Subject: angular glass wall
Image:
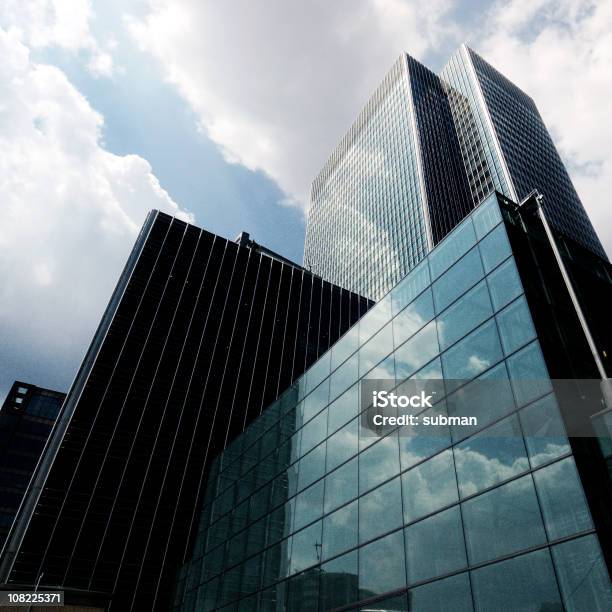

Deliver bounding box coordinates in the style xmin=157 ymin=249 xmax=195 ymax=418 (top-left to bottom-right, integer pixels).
xmin=177 ymin=194 xmax=612 ymax=611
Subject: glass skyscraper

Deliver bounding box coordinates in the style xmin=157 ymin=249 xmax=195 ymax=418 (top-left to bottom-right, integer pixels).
xmin=305 ymin=46 xmax=607 ymax=303
xmin=0 ymin=212 xmax=371 ymax=611
xmin=175 ymin=193 xmax=612 ymax=611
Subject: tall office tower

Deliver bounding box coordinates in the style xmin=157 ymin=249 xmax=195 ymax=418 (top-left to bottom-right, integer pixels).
xmin=0 ymin=211 xmax=371 ymax=611
xmin=0 ymin=382 xmax=65 ymax=548
xmin=304 ymin=55 xmax=473 ymax=301
xmin=441 ymin=44 xmax=607 ymax=260
xmin=176 ymin=192 xmax=612 ymax=612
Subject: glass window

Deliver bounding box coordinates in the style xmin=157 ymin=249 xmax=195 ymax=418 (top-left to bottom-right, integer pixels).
xmin=359 ymin=594 xmax=408 ymax=611
xmin=359 ymin=477 xmax=403 ymax=544
xmin=294 ymin=480 xmax=324 ymax=531
xmin=552 ymin=535 xmax=612 ymax=611
xmin=473 ymin=193 xmax=502 ymax=239
xmin=263 ymin=538 xmax=292 ymax=587
xmin=289 ymin=520 xmax=322 ymax=574
xmin=322 ymin=500 xmax=358 ymax=560
xmin=359 ymin=323 xmax=394 ymax=377
xmin=301 ymin=410 xmax=327 ymax=456
xmin=441 ymin=319 xmax=503 ymax=380
xmin=507 ymin=341 xmax=552 ymax=407
xmin=429 ymin=216 xmax=476 ymax=280
xmin=326 ymin=417 xmax=358 ymax=472
xmin=331 ymin=325 xmax=359 ymax=371
xmin=405 ymin=506 xmax=467 ymax=584
xmin=395 ymin=321 xmax=439 ymax=381
xmin=302 ymin=379 xmax=329 ymax=423
xmin=297 ymin=442 xmax=326 ymax=492
xmin=393 ymin=289 xmax=434 ymax=348
xmin=330 ymin=354 xmax=358 ymax=402
xmin=533 ymin=457 xmax=593 ymax=540
xmin=519 ymin=394 xmax=570 ymax=468
xmin=286 ymin=568 xmax=318 ymax=611
xmin=409 ymin=572 xmax=473 ymax=612
xmin=359 ymin=530 xmax=407 ymax=597
xmin=437 ymin=281 xmax=493 ymax=351
xmin=359 ymin=294 xmax=393 ymax=344
xmin=478 ymin=224 xmax=512 ymax=273
xmin=306 ymin=351 xmax=330 ymax=395
xmin=391 ymin=259 xmax=430 ymax=315
xmin=432 ymin=247 xmax=484 ymax=313
xmin=471 ymin=549 xmax=562 ymax=611
xmin=327 ymin=384 xmax=359 ymax=435
xmin=363 ymin=353 xmax=396 ymax=381
xmin=402 ymin=450 xmax=458 ymax=524
xmin=486 ymin=258 xmax=523 ymax=312
xmin=324 ymin=457 xmax=358 ymax=513
xmin=320 ymin=551 xmax=358 ymax=611
xmin=462 ymin=474 xmax=546 ymax=564
xmin=496 ymin=296 xmax=536 ymax=356
xmin=359 ymin=431 xmax=400 ymax=493
xmin=454 ymin=415 xmax=529 ymax=498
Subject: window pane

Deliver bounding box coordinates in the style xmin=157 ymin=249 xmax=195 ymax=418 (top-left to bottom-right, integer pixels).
xmin=326 ymin=417 xmax=358 ymax=472
xmin=297 ymin=442 xmax=326 ymax=492
xmin=395 ymin=321 xmax=440 ymax=381
xmin=306 ymin=351 xmax=331 ymax=394
xmin=486 ymin=258 xmax=523 ymax=312
xmin=359 ymin=530 xmax=406 ymax=597
xmin=302 ymin=379 xmax=329 ymax=422
xmin=471 ymin=549 xmax=562 ymax=611
xmin=328 ymin=384 xmax=359 ymax=434
xmin=429 ymin=216 xmax=476 ymax=280
xmin=324 ymin=457 xmax=358 ymax=513
xmin=359 ymin=477 xmax=403 ymax=544
xmin=437 ymin=281 xmax=493 ymax=351
xmin=552 ymin=534 xmax=612 ymax=612
xmin=432 ymin=247 xmax=484 ymax=313
xmin=360 ymin=594 xmax=408 ymax=611
xmin=473 ymin=193 xmax=502 ymax=239
xmin=300 ymin=410 xmax=327 ymax=455
xmin=478 ymin=223 xmax=512 ymax=273
xmin=402 ymin=450 xmax=458 ymax=524
xmin=405 ymin=506 xmax=466 ymax=584
xmin=286 ymin=568 xmax=318 ymax=611
xmin=393 ymin=289 xmax=434 ymax=348
xmin=496 ymin=296 xmax=536 ymax=356
xmin=289 ymin=520 xmax=322 ymax=574
xmin=330 ymin=353 xmax=359 ymax=401
xmin=533 ymin=457 xmax=593 ymax=540
xmin=359 ymin=323 xmax=394 ymax=376
xmin=519 ymin=394 xmax=570 ymax=468
xmin=359 ymin=294 xmax=393 ymax=344
xmin=294 ymin=480 xmax=324 ymax=530
xmin=359 ymin=431 xmax=400 ymax=493
xmin=320 ymin=551 xmax=358 ymax=610
xmin=363 ymin=353 xmax=396 ymax=382
xmin=391 ymin=258 xmax=430 ymax=316
xmin=332 ymin=325 xmax=359 ymax=371
xmin=462 ymin=475 xmax=546 ymax=564
xmin=441 ymin=319 xmax=503 ymax=380
xmin=454 ymin=415 xmax=529 ymax=498
xmin=322 ymin=500 xmax=357 ymax=560
xmin=409 ymin=572 xmax=473 ymax=612
xmin=507 ymin=341 xmax=552 ymax=407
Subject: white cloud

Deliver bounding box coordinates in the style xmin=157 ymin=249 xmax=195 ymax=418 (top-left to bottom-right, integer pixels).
xmin=128 ymin=0 xmax=459 ymax=207
xmin=0 ymin=25 xmax=191 ymax=395
xmin=476 ymin=0 xmax=612 ymax=256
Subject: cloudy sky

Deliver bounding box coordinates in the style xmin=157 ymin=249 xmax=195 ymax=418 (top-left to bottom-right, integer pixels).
xmin=0 ymin=0 xmax=610 ymax=401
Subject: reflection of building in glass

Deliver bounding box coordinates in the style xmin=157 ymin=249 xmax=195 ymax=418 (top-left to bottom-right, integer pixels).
xmin=305 ymin=46 xmax=607 ymax=303
xmin=0 ymin=382 xmax=65 ymax=548
xmin=0 ymin=212 xmax=371 ymax=611
xmin=176 ymin=193 xmax=612 ymax=611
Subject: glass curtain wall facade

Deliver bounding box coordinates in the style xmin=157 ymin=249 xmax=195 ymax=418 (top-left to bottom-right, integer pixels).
xmin=441 ymin=45 xmax=607 ymax=260
xmin=0 ymin=211 xmax=371 ymax=611
xmin=176 ymin=193 xmax=611 ymax=611
xmin=304 ymin=54 xmax=473 ymax=302
xmin=0 ymin=382 xmax=65 ymax=549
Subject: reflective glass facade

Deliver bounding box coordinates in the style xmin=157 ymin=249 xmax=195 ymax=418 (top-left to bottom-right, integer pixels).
xmin=304 ymin=55 xmax=473 ymax=301
xmin=441 ymin=45 xmax=607 ymax=261
xmin=0 ymin=382 xmax=65 ymax=549
xmin=176 ymin=194 xmax=612 ymax=611
xmin=0 ymin=212 xmax=371 ymax=611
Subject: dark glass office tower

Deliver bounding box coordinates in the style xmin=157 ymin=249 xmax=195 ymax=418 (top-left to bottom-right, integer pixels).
xmin=304 ymin=54 xmax=473 ymax=301
xmin=441 ymin=44 xmax=607 ymax=260
xmin=176 ymin=192 xmax=612 ymax=611
xmin=0 ymin=382 xmax=65 ymax=549
xmin=0 ymin=211 xmax=371 ymax=611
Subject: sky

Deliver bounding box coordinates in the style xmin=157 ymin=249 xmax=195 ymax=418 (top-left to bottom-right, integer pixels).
xmin=0 ymin=0 xmax=610 ymax=402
